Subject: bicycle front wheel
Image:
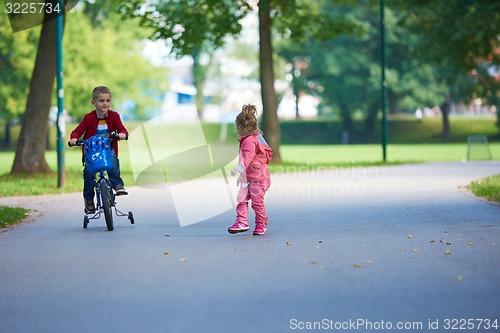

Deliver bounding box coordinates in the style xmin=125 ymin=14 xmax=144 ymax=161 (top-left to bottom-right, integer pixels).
xmin=100 ymin=179 xmax=114 ymax=231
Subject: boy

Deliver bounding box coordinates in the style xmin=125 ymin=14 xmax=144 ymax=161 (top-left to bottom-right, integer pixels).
xmin=69 ymin=86 xmax=129 ymax=214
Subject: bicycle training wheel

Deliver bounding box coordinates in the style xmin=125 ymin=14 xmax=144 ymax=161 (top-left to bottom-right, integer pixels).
xmin=100 ymin=180 xmax=114 ymax=231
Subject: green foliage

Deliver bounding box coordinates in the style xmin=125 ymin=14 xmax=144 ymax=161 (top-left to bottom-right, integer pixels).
xmin=278 ymin=117 xmax=500 ymax=144
xmin=275 ymin=0 xmax=499 ymax=136
xmin=0 ymin=10 xmax=39 ymax=119
xmin=469 ymin=174 xmax=500 ymax=203
xmin=393 ymin=0 xmax=500 ymax=106
xmin=60 ymin=9 xmax=168 ymax=120
xmin=121 ymin=0 xmax=250 ymax=57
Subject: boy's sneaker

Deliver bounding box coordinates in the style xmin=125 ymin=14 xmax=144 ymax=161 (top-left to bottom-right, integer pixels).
xmin=253 ymin=222 xmax=267 ymax=236
xmin=84 ymin=199 xmax=96 ymax=214
xmin=114 ymin=185 xmax=128 ymax=196
xmin=228 ymin=222 xmax=249 ymax=234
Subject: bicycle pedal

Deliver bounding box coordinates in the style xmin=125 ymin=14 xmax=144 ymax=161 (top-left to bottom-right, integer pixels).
xmin=115 ymin=191 xmax=128 ymax=196
xmin=84 ymin=208 xmax=96 ymax=214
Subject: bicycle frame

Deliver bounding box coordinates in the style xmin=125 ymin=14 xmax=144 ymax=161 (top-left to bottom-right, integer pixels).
xmin=69 ymin=134 xmax=134 ymax=231
xmin=94 ymin=170 xmax=114 ymax=211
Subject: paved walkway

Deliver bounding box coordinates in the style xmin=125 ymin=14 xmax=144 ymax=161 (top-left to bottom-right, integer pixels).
xmin=0 ymin=162 xmax=499 ymax=333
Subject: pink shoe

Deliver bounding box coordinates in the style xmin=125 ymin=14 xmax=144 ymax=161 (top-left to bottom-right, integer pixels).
xmin=228 ymin=222 xmax=249 ymax=234
xmin=253 ymin=222 xmax=267 ymax=236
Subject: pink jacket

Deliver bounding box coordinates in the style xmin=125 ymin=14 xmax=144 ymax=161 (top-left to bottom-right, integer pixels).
xmin=237 ymin=133 xmax=273 ymax=182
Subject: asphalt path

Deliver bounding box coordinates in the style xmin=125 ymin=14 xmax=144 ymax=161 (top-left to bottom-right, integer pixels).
xmin=0 ymin=161 xmax=499 ymax=333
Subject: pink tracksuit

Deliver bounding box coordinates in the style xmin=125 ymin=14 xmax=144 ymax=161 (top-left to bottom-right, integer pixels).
xmin=235 ymin=133 xmax=272 ymax=227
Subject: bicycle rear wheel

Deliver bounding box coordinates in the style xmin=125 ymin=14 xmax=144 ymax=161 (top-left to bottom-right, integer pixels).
xmin=100 ymin=179 xmax=114 ymax=231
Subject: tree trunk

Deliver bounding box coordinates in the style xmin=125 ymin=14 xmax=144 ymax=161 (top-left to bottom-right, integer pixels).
xmin=11 ymin=16 xmax=57 ymax=174
xmin=3 ymin=120 xmax=11 ymax=148
xmin=192 ymin=46 xmax=205 ymax=120
xmin=441 ymin=99 xmax=451 ymax=143
xmin=258 ymin=0 xmax=281 ymax=163
xmin=340 ymin=104 xmax=353 ymax=143
xmin=364 ymin=101 xmax=379 ymax=143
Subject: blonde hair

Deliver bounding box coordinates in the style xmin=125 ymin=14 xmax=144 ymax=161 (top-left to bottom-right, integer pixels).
xmin=235 ymin=104 xmax=259 ymax=135
xmin=92 ymin=86 xmax=112 ymax=101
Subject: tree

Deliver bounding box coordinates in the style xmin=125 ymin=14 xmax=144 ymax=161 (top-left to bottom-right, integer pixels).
xmin=257 ymin=0 xmax=280 ymax=158
xmin=0 ymin=11 xmax=38 ymax=147
xmin=60 ymin=9 xmax=167 ymax=121
xmin=7 ymin=0 xmax=168 ymax=175
xmin=11 ymin=11 xmax=58 ymax=174
xmin=277 ymin=0 xmax=495 ymax=143
xmin=122 ymin=0 xmax=368 ymax=162
xmin=392 ymin=0 xmax=500 ymax=137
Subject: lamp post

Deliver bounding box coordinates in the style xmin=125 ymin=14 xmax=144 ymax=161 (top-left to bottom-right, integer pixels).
xmin=380 ymin=0 xmax=388 ymax=162
xmin=56 ymin=0 xmax=65 ymax=187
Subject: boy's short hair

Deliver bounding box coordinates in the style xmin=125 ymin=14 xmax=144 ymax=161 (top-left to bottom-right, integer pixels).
xmin=92 ymin=86 xmax=112 ymax=100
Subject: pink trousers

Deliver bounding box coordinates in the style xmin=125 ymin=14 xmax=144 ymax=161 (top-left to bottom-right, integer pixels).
xmin=235 ymin=180 xmax=270 ymax=227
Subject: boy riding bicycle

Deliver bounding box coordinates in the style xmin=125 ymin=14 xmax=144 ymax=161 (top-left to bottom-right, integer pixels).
xmin=69 ymin=86 xmax=129 ymax=214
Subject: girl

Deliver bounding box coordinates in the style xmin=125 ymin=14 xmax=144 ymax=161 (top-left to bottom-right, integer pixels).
xmin=228 ymin=104 xmax=273 ymax=235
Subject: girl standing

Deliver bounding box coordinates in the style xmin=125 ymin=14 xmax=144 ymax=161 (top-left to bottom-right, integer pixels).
xmin=228 ymin=104 xmax=273 ymax=235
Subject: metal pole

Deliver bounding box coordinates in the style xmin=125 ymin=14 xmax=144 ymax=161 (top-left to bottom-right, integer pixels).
xmin=56 ymin=0 xmax=65 ymax=187
xmin=380 ymin=0 xmax=388 ymax=161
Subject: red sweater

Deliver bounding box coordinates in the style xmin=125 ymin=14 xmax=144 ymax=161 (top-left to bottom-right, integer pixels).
xmin=70 ymin=110 xmax=128 ymax=162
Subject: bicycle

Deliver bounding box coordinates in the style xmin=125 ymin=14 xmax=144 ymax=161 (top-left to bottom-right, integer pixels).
xmin=69 ymin=133 xmax=134 ymax=231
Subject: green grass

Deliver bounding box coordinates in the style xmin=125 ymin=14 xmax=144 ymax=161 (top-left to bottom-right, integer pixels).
xmin=1 ymin=142 xmax=498 ymax=197
xmin=0 ymin=206 xmax=30 ymax=228
xmin=469 ymin=175 xmax=500 ymax=203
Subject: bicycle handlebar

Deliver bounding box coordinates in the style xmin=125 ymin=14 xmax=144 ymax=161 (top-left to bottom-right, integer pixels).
xmin=68 ymin=132 xmax=121 ymax=148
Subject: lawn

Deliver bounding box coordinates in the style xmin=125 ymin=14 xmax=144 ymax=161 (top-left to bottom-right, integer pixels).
xmin=469 ymin=175 xmax=500 ymax=202
xmin=1 ymin=142 xmax=499 ymax=197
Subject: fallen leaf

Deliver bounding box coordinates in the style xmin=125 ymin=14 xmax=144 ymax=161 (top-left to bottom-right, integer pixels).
xmin=466 ymin=242 xmax=474 ymax=246
xmin=164 ymin=234 xmax=171 ymax=237
xmin=286 ymin=241 xmax=292 ymax=246
xmin=445 ymin=249 xmax=452 ymax=255
xmin=163 ymin=252 xmax=170 ymax=255
xmin=408 ymin=235 xmax=414 ymax=239
xmin=430 ymin=240 xmax=436 ymax=243
xmin=230 ymin=247 xmax=237 ymax=252
xmin=440 ymin=239 xmax=446 ymax=243
xmin=411 ymin=249 xmax=418 ymax=253
xmin=365 ymin=260 xmax=372 ymax=264
xmin=309 ymin=261 xmax=318 ymax=265
xmin=446 ymin=242 xmax=453 ymax=245
xmin=318 ymin=240 xmax=323 ymax=244
xmin=354 ymin=264 xmax=362 ymax=268
xmin=180 ymin=258 xmax=188 ymax=262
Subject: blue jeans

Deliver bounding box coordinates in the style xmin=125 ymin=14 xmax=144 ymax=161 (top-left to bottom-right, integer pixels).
xmin=83 ymin=153 xmax=124 ymax=201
